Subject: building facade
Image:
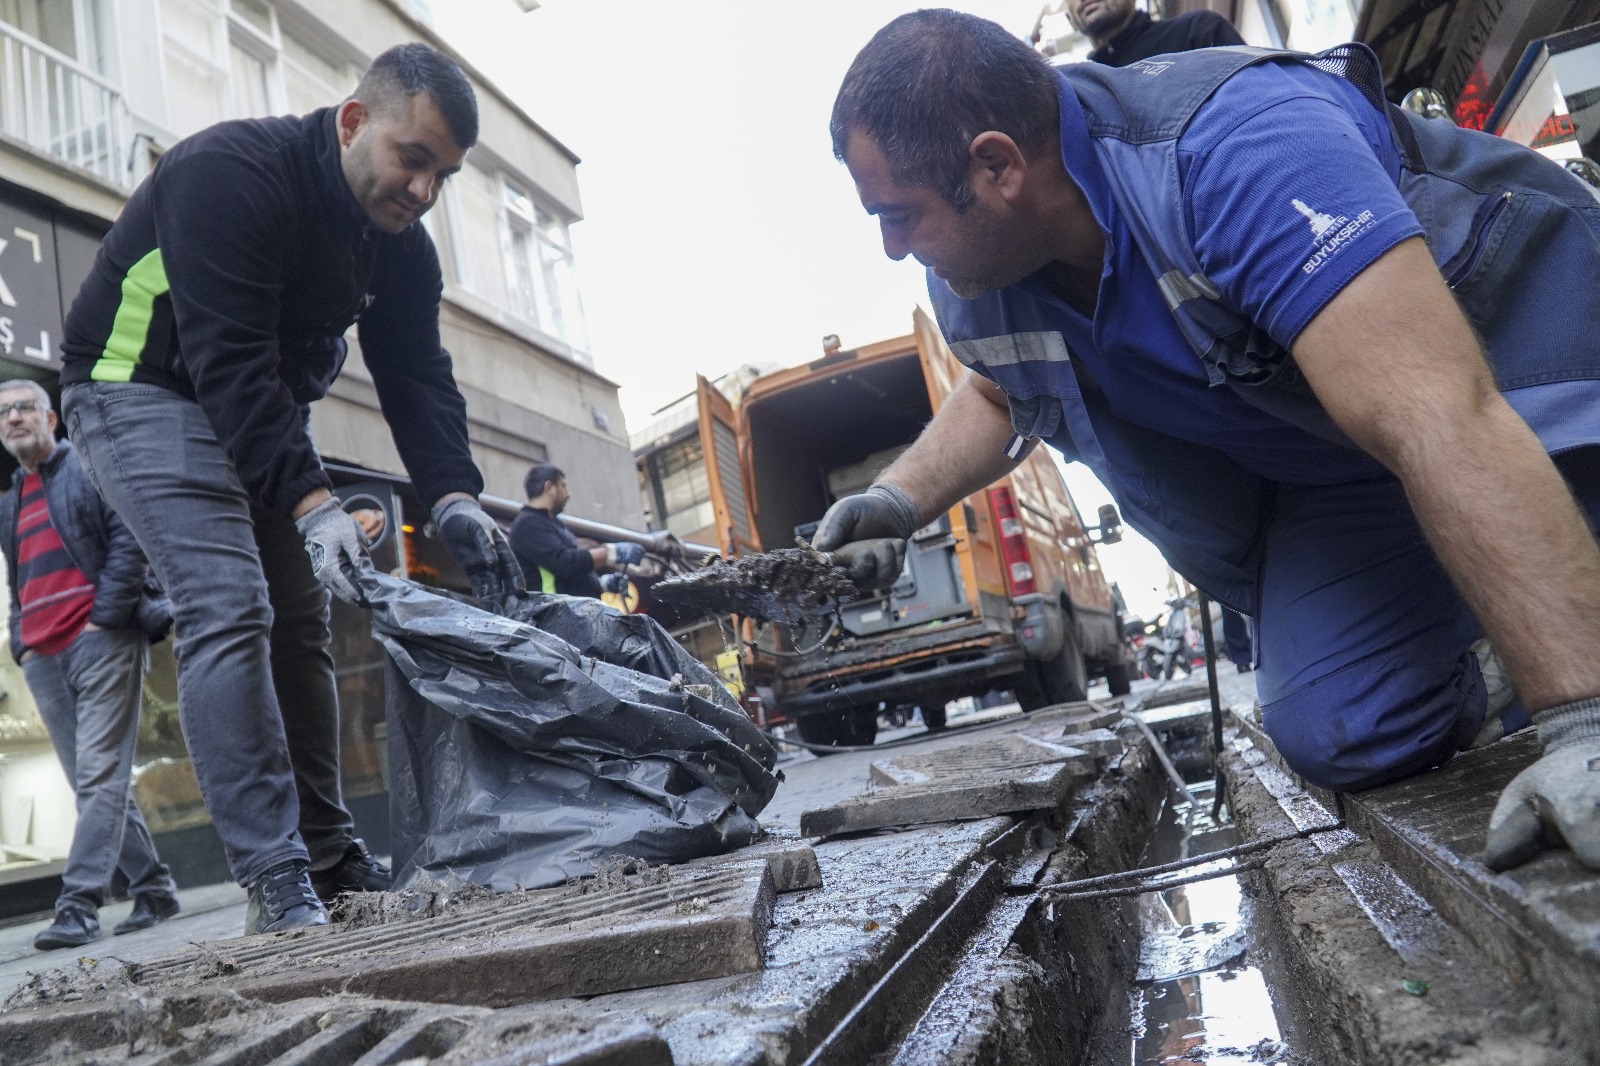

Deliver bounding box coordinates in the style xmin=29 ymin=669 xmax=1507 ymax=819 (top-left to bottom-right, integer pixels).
xmin=0 ymin=0 xmax=640 ymax=897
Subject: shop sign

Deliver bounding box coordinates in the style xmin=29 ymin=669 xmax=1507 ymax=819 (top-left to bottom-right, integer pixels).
xmin=0 ymin=192 xmax=102 ymax=374
xmin=0 ymin=197 xmax=61 ymax=369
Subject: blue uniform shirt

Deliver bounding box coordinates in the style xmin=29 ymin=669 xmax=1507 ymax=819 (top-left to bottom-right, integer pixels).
xmin=994 ymin=60 xmax=1424 ymax=486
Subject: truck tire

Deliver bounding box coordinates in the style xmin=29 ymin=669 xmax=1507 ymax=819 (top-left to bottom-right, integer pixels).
xmin=797 ymin=710 xmax=877 ymax=752
xmin=1104 ymin=661 xmax=1133 ymax=697
xmin=922 ymin=704 xmax=948 ymax=731
xmin=1036 ymin=623 xmax=1090 ymax=704
xmin=844 ymin=712 xmax=879 ymax=747
xmin=796 ymin=712 xmax=842 ymax=752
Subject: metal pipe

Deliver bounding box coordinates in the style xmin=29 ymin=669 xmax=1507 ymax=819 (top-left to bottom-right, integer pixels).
xmin=1196 ymin=589 xmax=1227 ymax=821
xmin=478 ymin=491 xmax=718 ymax=559
xmin=1125 ymin=712 xmax=1199 ymax=855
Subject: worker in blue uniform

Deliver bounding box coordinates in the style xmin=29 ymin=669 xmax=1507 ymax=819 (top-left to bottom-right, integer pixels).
xmin=815 ymin=10 xmax=1600 ymax=872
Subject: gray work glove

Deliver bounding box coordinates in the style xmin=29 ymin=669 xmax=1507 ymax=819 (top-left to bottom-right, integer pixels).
xmin=599 ymin=572 xmax=630 ymax=596
xmin=812 ymin=483 xmax=919 ymax=590
xmin=432 ymin=496 xmax=526 ymax=606
xmin=296 ymin=498 xmax=373 ymax=606
xmin=1484 ymin=696 xmax=1600 ymax=871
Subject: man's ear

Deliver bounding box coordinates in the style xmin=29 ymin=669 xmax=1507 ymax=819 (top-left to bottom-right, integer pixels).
xmin=336 ymin=100 xmax=368 ymax=148
xmin=969 ymin=131 xmax=1029 ymax=203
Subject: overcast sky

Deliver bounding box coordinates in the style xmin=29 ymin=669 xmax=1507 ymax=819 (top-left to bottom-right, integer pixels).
xmin=432 ymin=0 xmax=1182 ymax=619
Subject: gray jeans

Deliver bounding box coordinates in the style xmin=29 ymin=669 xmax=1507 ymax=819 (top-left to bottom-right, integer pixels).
xmin=62 ymin=382 xmax=355 ymax=886
xmin=24 ymin=627 xmax=175 ymax=912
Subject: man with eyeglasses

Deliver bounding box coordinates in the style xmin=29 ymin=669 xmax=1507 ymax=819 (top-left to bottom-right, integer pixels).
xmin=0 ymin=381 xmax=178 ymax=950
xmin=55 ymin=44 xmax=523 ymax=935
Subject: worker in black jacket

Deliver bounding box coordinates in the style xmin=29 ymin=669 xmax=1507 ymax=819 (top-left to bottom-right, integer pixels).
xmin=510 ymin=463 xmax=644 ymax=598
xmin=1065 ymin=0 xmax=1244 ymax=65
xmin=58 ymin=44 xmax=522 ymax=936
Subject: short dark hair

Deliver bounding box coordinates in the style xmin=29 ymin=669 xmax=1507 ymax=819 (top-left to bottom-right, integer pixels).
xmin=830 ymin=9 xmax=1059 ymax=211
xmin=354 ymin=43 xmax=479 ymax=149
xmin=525 ymin=462 xmax=564 ymax=500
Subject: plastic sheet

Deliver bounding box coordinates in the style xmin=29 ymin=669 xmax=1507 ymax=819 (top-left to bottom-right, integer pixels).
xmin=361 ymin=571 xmax=780 ymax=891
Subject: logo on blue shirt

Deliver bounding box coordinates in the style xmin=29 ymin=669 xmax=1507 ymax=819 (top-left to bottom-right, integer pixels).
xmin=1293 ymin=198 xmax=1376 ymax=275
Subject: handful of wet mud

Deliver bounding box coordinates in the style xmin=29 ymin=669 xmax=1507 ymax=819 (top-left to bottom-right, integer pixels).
xmin=651 ymin=541 xmax=862 ymax=624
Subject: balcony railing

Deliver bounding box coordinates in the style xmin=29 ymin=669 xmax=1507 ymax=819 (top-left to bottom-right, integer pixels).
xmin=0 ymin=20 xmax=134 ymax=190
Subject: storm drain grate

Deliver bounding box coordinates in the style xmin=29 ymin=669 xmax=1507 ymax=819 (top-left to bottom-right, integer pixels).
xmin=11 ymin=864 xmax=775 ymax=1014
xmin=0 ymin=994 xmax=672 ymax=1066
xmin=800 ymin=734 xmax=1098 ymax=838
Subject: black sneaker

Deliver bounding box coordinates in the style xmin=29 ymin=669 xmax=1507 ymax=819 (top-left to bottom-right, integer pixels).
xmin=245 ymin=860 xmax=329 ymax=935
xmin=34 ymin=905 xmax=101 ymax=951
xmin=310 ymin=839 xmax=391 ymax=903
xmin=114 ymin=891 xmax=181 ymax=935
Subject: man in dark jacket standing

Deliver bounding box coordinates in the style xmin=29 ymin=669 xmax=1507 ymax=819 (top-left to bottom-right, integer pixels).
xmin=511 ymin=463 xmax=644 ymax=598
xmin=0 ymin=380 xmax=178 ymax=950
xmin=1065 ymin=0 xmax=1243 ymax=64
xmin=57 ymin=44 xmax=522 ymax=935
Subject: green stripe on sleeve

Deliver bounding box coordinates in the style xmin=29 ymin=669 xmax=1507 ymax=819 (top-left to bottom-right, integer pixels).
xmin=91 ymin=249 xmax=169 ymax=383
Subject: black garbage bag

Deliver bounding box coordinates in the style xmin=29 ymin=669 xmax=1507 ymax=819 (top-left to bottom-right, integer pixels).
xmin=360 ymin=571 xmax=780 ymax=891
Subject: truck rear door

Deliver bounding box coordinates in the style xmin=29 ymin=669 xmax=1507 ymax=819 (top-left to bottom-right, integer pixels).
xmin=832 ymin=316 xmax=978 ymax=639
xmin=696 ymin=374 xmax=759 ymax=558
xmin=915 ymin=308 xmax=984 ymax=612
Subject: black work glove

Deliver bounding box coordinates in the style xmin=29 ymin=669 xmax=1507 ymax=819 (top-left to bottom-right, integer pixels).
xmin=812 ymin=483 xmax=920 ymax=591
xmin=296 ymin=498 xmax=373 ymax=606
xmin=1484 ymin=696 xmax=1600 ymax=871
xmin=432 ymin=497 xmax=526 ymax=606
xmin=599 ymin=572 xmax=630 ymax=596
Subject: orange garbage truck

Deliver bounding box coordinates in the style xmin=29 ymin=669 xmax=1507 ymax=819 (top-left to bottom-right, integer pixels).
xmin=692 ymin=309 xmax=1133 ymax=748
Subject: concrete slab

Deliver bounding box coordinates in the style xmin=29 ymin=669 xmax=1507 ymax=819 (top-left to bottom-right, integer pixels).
xmin=802 ymin=742 xmax=1089 ymax=839
xmin=1223 ymin=725 xmax=1569 ymax=1064
xmin=1021 ymin=724 xmax=1123 ymax=758
xmin=1329 ymin=730 xmax=1600 ymax=1061
xmin=9 ymin=863 xmax=776 ymax=1011
xmin=679 ymin=831 xmax=821 ymax=893
xmin=866 ymin=734 xmax=1095 ymax=788
xmin=1020 ymin=702 xmax=1121 ymax=733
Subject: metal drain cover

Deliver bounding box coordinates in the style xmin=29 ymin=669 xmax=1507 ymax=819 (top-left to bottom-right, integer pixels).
xmin=18 ymin=864 xmax=775 ymax=1012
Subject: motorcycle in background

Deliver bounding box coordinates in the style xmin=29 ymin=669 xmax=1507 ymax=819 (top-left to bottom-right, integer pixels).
xmin=1127 ymin=597 xmax=1201 ymax=680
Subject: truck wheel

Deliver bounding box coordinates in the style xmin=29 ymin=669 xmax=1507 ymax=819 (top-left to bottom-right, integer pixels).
xmin=843 ymin=712 xmax=878 ymax=747
xmin=1012 ymin=665 xmax=1050 ymax=712
xmin=796 ymin=712 xmax=842 ymax=752
xmin=1104 ymin=662 xmax=1133 ymax=697
xmin=1037 ymin=624 xmax=1090 ymax=704
xmin=922 ymin=704 xmax=948 ymax=731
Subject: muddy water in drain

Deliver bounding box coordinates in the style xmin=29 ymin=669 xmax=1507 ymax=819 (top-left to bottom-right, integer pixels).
xmin=1129 ymin=792 xmax=1296 ymax=1065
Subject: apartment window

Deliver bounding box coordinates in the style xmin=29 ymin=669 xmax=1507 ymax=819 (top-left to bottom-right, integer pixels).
xmin=501 ymin=179 xmax=589 ymax=352
xmin=281 ymin=28 xmax=351 ymax=114
xmin=449 ymin=161 xmax=511 ymax=311
xmin=157 ymin=0 xmax=354 ymax=134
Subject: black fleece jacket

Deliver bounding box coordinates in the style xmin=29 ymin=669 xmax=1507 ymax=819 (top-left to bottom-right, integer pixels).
xmin=60 ymin=109 xmax=481 ymax=515
xmin=1088 ymin=10 xmax=1245 ymax=67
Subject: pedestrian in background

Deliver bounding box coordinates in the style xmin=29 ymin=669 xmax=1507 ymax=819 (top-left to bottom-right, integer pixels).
xmin=0 ymin=380 xmax=178 ymax=951
xmin=1064 ymin=0 xmax=1243 ymax=64
xmin=511 ymin=462 xmax=644 ymax=598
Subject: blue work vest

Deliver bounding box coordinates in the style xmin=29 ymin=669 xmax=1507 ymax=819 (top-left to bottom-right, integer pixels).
xmin=933 ymin=44 xmax=1600 ymax=613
